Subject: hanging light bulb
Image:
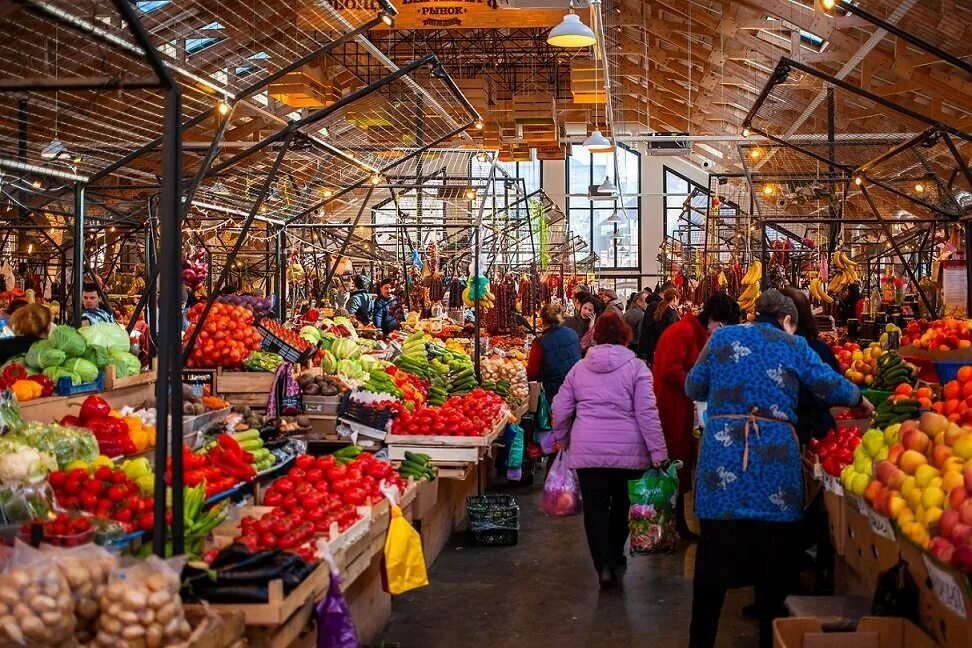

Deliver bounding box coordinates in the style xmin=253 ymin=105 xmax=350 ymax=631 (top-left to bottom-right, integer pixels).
xmin=605 ymin=208 xmax=623 ymax=223
xmin=464 ymin=187 xmax=478 ymax=201
xmin=322 ymin=188 xmax=334 ymax=198
xmin=370 ymin=172 xmax=383 ymax=185
xmin=547 ymin=2 xmax=596 ymax=48
xmin=583 ymin=129 xmax=612 ymax=152
xmin=379 ymin=10 xmax=395 ymax=26
xmin=914 ymin=182 xmax=925 ymax=194
xmin=749 ymin=148 xmax=762 ymax=160
xmin=762 ymin=184 xmax=775 ymax=196
xmin=854 ymin=176 xmax=863 ymax=186
xmin=598 ymin=175 xmax=618 ymax=194
xmin=476 ymin=151 xmax=490 ymax=163
xmin=473 ymin=119 xmax=484 ymax=130
xmin=31 ymin=179 xmax=41 ymax=189
xmin=742 ymin=127 xmax=751 ymax=138
xmin=821 ymin=0 xmax=836 ymax=11
xmin=217 ymin=100 xmax=230 ymax=116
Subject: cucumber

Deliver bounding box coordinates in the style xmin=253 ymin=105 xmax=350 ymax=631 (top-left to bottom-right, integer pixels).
xmin=231 ymin=429 xmax=261 ymax=443
xmin=404 ymin=451 xmax=428 ymax=465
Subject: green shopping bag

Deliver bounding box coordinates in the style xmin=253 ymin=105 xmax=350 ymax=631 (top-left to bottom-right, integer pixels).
xmin=536 ymin=389 xmax=552 ymax=432
xmin=628 ymin=460 xmax=683 ymax=555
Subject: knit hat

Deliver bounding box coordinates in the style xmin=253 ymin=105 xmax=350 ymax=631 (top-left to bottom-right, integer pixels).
xmin=599 ymin=288 xmax=618 ymax=300
xmin=755 ymin=289 xmax=799 ymax=325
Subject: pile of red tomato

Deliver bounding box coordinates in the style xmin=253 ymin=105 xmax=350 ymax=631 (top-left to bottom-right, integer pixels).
xmin=390 ymin=388 xmax=506 ymax=437
xmin=49 ymin=466 xmax=163 ymax=532
xmin=184 ymin=302 xmax=261 ymax=369
xmin=261 ymin=453 xmax=403 ymax=510
xmin=810 ymin=426 xmax=863 ymax=476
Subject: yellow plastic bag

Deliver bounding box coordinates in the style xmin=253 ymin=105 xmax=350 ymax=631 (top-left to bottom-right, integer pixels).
xmin=382 ymin=504 xmax=429 ymax=595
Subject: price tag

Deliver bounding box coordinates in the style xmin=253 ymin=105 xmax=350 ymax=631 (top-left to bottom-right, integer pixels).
xmin=821 ymin=472 xmax=844 ymax=496
xmin=922 ymin=554 xmax=968 ymax=619
xmin=867 ymin=509 xmax=895 ymax=539
xmin=813 ymin=463 xmax=823 ymax=479
xmin=847 ymin=494 xmax=867 ymax=515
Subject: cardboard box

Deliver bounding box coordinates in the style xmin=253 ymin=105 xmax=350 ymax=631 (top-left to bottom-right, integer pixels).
xmin=823 ymin=489 xmax=846 ymax=557
xmin=897 ymin=537 xmax=972 ymax=648
xmin=773 ymin=617 xmax=938 ymax=648
xmin=843 ymin=495 xmax=872 ymax=583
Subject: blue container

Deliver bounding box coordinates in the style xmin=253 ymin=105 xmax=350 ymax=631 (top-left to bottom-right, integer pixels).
xmin=54 ymin=371 xmax=105 ymax=396
xmin=934 ymin=361 xmax=972 ymax=384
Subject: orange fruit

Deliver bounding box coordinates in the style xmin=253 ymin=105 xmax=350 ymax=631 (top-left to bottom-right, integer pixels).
xmin=944 ymin=380 xmax=962 ymax=401
xmin=945 ymin=399 xmax=962 ymax=415
xmin=915 ymin=387 xmax=933 ymax=399
xmin=963 ymin=381 xmax=972 ymax=399
xmin=895 ymin=383 xmax=913 ymax=397
xmin=918 ymin=397 xmax=933 ymax=410
xmin=957 ymin=365 xmax=972 ymax=384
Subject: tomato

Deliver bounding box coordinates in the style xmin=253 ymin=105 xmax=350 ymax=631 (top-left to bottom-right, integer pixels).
xmin=343 ymin=487 xmax=366 ymax=506
xmin=330 ymin=479 xmax=350 ymax=494
xmin=275 ymin=477 xmax=295 ymax=493
xmin=295 ymin=454 xmax=315 ymax=470
xmin=263 ymin=491 xmax=283 ymax=506
xmin=305 ymin=468 xmax=324 ymax=483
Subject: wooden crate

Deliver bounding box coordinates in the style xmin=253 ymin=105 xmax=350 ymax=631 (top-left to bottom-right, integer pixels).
xmin=17 ymin=382 xmax=155 ymax=424
xmin=384 ymin=410 xmax=507 ymax=448
xmin=411 ymin=478 xmax=439 ymax=520
xmin=216 ymin=369 xmax=276 ymax=395
xmin=303 ymin=395 xmax=340 ymax=415
xmin=104 ymin=360 xmax=157 ymax=391
xmin=184 ymin=561 xmax=330 ymax=626
xmin=185 ymin=608 xmax=246 ymax=648
xmin=245 ymin=601 xmax=316 ymax=648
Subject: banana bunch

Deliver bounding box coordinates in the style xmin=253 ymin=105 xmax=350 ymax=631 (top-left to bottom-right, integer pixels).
xmin=738 ymin=260 xmax=762 ymax=312
xmin=286 ymin=261 xmax=305 ymax=284
xmin=462 ymin=276 xmax=495 ymax=309
xmin=809 ymin=278 xmax=834 ymax=304
xmin=828 ymin=251 xmax=859 ymax=295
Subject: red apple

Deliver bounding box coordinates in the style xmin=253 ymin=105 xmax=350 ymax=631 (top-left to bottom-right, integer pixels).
xmin=902 ymin=428 xmax=931 ymax=454
xmin=951 ymin=523 xmax=972 ymax=546
xmin=961 ymin=499 xmax=972 ymax=526
xmin=888 ymin=443 xmax=906 ymax=465
xmin=929 ymin=537 xmax=956 ymax=563
xmin=949 ymin=487 xmax=970 ymax=511
xmin=875 ymin=461 xmax=905 ymax=490
xmin=951 ymin=544 xmax=972 ymax=574
xmin=940 ymin=509 xmax=962 ymax=539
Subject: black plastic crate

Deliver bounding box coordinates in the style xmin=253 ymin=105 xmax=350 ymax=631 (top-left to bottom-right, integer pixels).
xmin=466 ymin=494 xmax=519 ymax=546
xmin=256 ymin=321 xmax=317 ymax=363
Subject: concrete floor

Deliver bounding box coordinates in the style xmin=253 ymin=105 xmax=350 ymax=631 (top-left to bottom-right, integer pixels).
xmin=380 ymin=479 xmax=759 ymax=648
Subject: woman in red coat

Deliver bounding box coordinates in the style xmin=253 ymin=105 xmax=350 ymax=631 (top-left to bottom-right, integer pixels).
xmin=652 ymin=293 xmax=740 ymax=540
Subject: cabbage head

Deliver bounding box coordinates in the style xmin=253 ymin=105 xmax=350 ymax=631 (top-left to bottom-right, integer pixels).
xmin=49 ymin=326 xmax=87 ymax=357
xmin=107 ymin=350 xmax=141 ymax=378
xmin=27 ymin=340 xmax=66 ymax=370
xmin=43 ymin=366 xmax=81 ymax=386
xmin=61 ymin=358 xmax=99 ymax=384
xmin=78 ymin=323 xmax=130 ymax=352
xmin=83 ymin=344 xmax=109 ymax=369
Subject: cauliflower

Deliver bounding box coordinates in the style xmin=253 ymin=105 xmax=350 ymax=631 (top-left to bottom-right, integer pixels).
xmin=0 ymin=439 xmax=57 ymax=485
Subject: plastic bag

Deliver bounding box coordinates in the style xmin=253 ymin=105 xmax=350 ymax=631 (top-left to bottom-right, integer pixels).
xmin=95 ymin=555 xmax=192 ymax=647
xmin=381 ymin=505 xmax=428 ymax=595
xmin=872 ymin=559 xmax=920 ymax=624
xmin=628 ymin=460 xmax=682 ymax=555
xmin=535 ymin=389 xmax=552 ymax=431
xmin=540 ymin=451 xmax=582 ymax=516
xmin=42 ymin=542 xmax=116 ymax=643
xmin=506 ymin=423 xmax=524 ymax=481
xmin=0 ymin=540 xmax=76 ymax=646
xmin=317 ymin=572 xmax=358 ymax=648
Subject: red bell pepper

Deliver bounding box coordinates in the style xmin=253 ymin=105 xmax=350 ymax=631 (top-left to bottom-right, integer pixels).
xmin=78 ymin=395 xmax=111 ymax=422
xmin=1 ymin=363 xmax=27 ymax=384
xmin=59 ymin=415 xmax=83 ymax=427
xmin=26 ymin=375 xmax=54 ymax=397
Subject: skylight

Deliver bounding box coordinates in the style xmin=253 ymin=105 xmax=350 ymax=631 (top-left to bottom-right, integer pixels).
xmin=186 ymin=37 xmax=221 ymax=54
xmin=136 ymin=1 xmax=170 ymax=13
xmin=248 ymin=51 xmax=271 ymax=60
xmin=201 ymin=21 xmax=224 ymax=30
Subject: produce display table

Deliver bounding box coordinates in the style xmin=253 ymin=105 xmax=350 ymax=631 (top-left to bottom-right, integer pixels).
xmin=385 ymin=409 xmax=508 ymax=464
xmin=16 ymin=379 xmax=156 ymax=423
xmin=216 ymin=369 xmax=275 ymax=408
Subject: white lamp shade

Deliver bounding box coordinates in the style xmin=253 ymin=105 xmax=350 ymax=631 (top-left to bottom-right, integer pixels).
xmin=547 ymin=13 xmax=596 ymax=48
xmin=583 ymin=129 xmax=612 ymax=151
xmin=41 ymin=140 xmax=67 ymax=160
xmin=605 ymin=208 xmax=624 ymax=223
xmin=598 ymin=175 xmax=617 ymax=194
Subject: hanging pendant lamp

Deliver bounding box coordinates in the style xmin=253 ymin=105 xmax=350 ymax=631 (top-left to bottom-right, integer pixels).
xmin=583 ymin=129 xmax=612 ymax=151
xmin=605 ymin=207 xmax=623 ymax=223
xmin=598 ymin=175 xmax=618 ymax=195
xmin=547 ymin=3 xmax=595 ymax=48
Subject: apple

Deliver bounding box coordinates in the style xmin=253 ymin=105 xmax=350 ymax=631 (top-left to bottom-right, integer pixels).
xmin=925 ymin=507 xmax=944 ymax=529
xmin=902 ymin=428 xmax=931 ymax=454
xmin=929 ymin=537 xmax=956 ymax=563
xmin=900 ymin=449 xmax=928 ymax=475
xmin=875 ymin=461 xmax=905 ymax=489
xmin=901 ymin=475 xmax=918 ymax=497
xmin=944 ymin=423 xmax=965 ymax=448
xmin=952 ymin=544 xmax=972 ymax=574
xmin=865 ymin=480 xmax=884 ymax=504
xmin=887 ymin=443 xmax=905 ymax=465
xmin=961 ymin=498 xmax=972 ymax=525
xmin=932 ymin=444 xmax=954 ymax=469
xmin=950 ymin=522 xmax=972 ymax=546
xmin=914 ymin=463 xmax=940 ymax=488
xmin=920 ymin=411 xmax=949 ymax=436
xmin=888 ymin=494 xmax=906 ymax=518
xmin=955 ymin=435 xmax=972 ymax=460
xmin=944 ymin=472 xmax=965 ymax=497
xmin=940 ymin=509 xmax=961 ymax=539
xmin=922 ymin=487 xmax=946 ymax=510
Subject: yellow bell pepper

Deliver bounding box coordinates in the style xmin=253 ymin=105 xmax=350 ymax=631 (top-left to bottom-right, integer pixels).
xmin=11 ymin=380 xmax=41 ymax=402
xmin=144 ymin=424 xmax=156 ymax=447
xmin=123 ymin=416 xmax=143 ymax=435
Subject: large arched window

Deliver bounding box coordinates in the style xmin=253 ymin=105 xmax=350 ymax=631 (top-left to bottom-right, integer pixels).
xmin=566 ymin=145 xmax=640 ymax=270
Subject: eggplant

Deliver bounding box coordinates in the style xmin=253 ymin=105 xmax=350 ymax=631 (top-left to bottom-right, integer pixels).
xmin=189 ymin=585 xmax=269 ymax=604
xmin=218 ymin=549 xmax=280 ymax=573
xmin=208 ymin=543 xmax=253 ymax=569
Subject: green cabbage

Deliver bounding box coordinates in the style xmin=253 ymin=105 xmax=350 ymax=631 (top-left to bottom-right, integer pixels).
xmin=43 ymin=366 xmax=81 ymax=386
xmin=107 ymin=350 xmax=141 ymax=378
xmin=49 ymin=326 xmax=86 ymax=357
xmin=78 ymin=322 xmax=130 ymax=352
xmin=83 ymin=344 xmax=110 ymax=369
xmin=61 ymin=358 xmax=99 ymax=383
xmin=27 ymin=341 xmax=66 ymax=370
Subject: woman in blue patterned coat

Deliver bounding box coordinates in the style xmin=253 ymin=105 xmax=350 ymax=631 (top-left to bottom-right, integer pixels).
xmin=684 ymin=289 xmax=872 ymax=648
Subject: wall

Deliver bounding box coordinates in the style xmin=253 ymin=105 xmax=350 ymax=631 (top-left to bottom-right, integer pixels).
xmin=541 ymin=147 xmax=709 ymax=287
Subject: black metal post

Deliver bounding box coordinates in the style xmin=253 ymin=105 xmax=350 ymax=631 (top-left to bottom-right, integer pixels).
xmin=473 ymin=222 xmax=481 ymax=382
xmin=72 ymin=184 xmax=85 ymax=327
xmin=275 ymin=229 xmax=286 ymax=320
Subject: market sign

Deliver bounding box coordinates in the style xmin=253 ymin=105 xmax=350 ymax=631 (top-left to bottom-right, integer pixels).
xmin=324 ymin=0 xmax=569 ymax=29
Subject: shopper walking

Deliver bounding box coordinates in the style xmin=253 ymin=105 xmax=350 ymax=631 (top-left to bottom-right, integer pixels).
xmin=577 ymin=298 xmax=603 ymax=356
xmin=562 ymin=291 xmax=592 ymax=338
xmin=622 ymin=291 xmax=647 ymax=352
xmin=551 ymin=313 xmax=668 ymax=589
xmin=347 ymin=274 xmax=374 ymax=326
xmin=638 ymin=287 xmax=679 ymax=365
xmin=598 ymin=288 xmax=625 ymax=317
xmin=526 ymin=303 xmax=581 ymax=403
xmin=652 ymin=293 xmax=740 ymax=541
xmin=684 ymin=289 xmax=872 ymax=648
xmin=372 ymin=279 xmax=400 ymax=336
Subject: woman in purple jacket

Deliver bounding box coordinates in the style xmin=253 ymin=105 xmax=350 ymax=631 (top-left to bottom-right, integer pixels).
xmin=552 ymin=312 xmax=669 ymax=588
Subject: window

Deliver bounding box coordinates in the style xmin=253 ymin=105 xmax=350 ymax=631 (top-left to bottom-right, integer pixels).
xmin=566 ymin=145 xmax=640 ymax=269
xmin=663 ymin=166 xmax=707 ymax=241
xmin=137 ymin=1 xmax=170 ymax=13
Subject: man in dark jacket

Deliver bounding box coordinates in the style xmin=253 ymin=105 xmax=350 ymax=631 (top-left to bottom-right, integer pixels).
xmin=347 ymin=274 xmax=373 ymax=325
xmin=372 ymin=279 xmax=400 ymax=336
xmin=637 ymin=289 xmax=663 ymax=360
xmin=623 ymin=291 xmax=647 ymax=351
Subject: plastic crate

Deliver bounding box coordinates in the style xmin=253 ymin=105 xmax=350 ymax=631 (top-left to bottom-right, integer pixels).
xmin=466 ymin=494 xmax=519 ymax=546
xmin=256 ymin=322 xmax=317 ymax=363
xmin=55 ymin=371 xmax=105 ymax=396
xmin=934 ymin=360 xmax=972 ymax=384
xmin=337 ymin=392 xmax=398 ymax=430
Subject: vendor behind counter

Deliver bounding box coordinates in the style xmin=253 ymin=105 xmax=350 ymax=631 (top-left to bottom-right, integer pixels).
xmin=0 ymin=303 xmax=52 ymax=364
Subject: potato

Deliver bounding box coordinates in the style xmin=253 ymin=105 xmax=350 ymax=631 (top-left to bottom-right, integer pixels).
xmin=122 ymin=624 xmax=147 ymax=639
xmin=30 ymin=594 xmax=57 ymax=613
xmin=155 ymin=602 xmax=178 ymax=625
xmin=0 ymin=615 xmax=24 ymax=644
xmin=117 ymin=609 xmax=139 ymax=625
xmin=147 ymin=590 xmax=169 ymax=610
xmin=145 ymin=624 xmax=164 ymax=648
xmin=123 ymin=589 xmax=148 ymax=610
xmin=20 ymin=614 xmax=46 ymax=638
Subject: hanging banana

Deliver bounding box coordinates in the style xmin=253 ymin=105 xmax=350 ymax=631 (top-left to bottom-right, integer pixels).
xmin=738 ymin=260 xmax=762 ymax=312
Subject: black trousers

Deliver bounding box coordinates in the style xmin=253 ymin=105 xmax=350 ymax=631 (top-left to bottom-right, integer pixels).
xmin=576 ymin=468 xmax=642 ymax=573
xmin=689 ymin=519 xmax=800 ymax=648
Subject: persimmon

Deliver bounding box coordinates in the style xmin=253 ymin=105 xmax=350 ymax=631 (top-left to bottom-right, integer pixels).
xmin=957 ymin=365 xmax=972 ymax=383
xmin=944 ymin=380 xmax=962 ymax=401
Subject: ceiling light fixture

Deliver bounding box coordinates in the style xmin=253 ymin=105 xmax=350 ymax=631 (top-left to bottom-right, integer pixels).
xmin=854 ymin=176 xmax=863 ymax=186
xmin=821 ymin=0 xmax=836 ymax=11
xmin=323 ymin=188 xmax=333 ymax=198
xmin=742 ymin=127 xmax=751 ymax=138
xmin=379 ymin=10 xmax=395 ymax=26
xmin=914 ymin=182 xmax=925 ymax=194
xmin=749 ymin=148 xmax=762 ymax=160
xmin=476 ymin=151 xmax=490 ymax=163
xmin=605 ymin=208 xmax=623 ymax=223
xmin=473 ymin=119 xmax=485 ymax=130
xmin=41 ymin=140 xmax=69 ymax=160
xmin=464 ymin=188 xmax=478 ymax=200
xmin=370 ymin=172 xmax=383 ymax=185
xmin=547 ymin=2 xmax=596 ymax=48
xmin=31 ymin=179 xmax=41 ymax=189
xmin=598 ymin=175 xmax=618 ymax=194
xmin=762 ymin=184 xmax=775 ymax=196
xmin=217 ymin=100 xmax=230 ymax=116
xmin=583 ymin=129 xmax=612 ymax=152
